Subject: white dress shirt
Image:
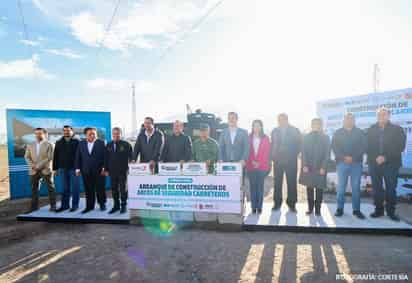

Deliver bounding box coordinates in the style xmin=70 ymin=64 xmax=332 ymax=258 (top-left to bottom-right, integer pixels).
xmin=35 ymin=140 xmax=45 ymax=156
xmin=145 ymin=130 xmax=154 ymax=143
xmin=253 ymin=135 xmax=261 ymax=155
xmin=229 ymin=127 xmax=237 ymax=144
xmin=87 ymin=141 xmax=95 ymax=154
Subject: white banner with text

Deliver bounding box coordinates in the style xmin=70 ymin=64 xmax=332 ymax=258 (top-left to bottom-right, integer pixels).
xmin=128 ymin=175 xmax=242 ymax=213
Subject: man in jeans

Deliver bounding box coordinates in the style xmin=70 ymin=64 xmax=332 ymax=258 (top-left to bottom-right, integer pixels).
xmin=53 ymin=125 xmax=80 ymax=212
xmin=332 ymin=113 xmax=366 ymax=219
xmin=24 ymin=128 xmax=56 ymax=212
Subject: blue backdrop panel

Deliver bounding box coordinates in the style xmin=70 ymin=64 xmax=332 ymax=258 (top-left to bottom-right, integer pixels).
xmin=6 ymin=109 xmax=111 ymax=199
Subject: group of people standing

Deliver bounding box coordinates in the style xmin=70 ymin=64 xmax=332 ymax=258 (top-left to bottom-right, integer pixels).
xmin=24 ymin=117 xmax=219 ymax=215
xmin=243 ymin=107 xmax=405 ymax=222
xmin=24 ymin=108 xmax=406 ymax=222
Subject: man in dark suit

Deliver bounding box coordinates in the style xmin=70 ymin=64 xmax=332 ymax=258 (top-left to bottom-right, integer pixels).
xmin=104 ymin=127 xmax=133 ymax=214
xmin=160 ymin=120 xmax=192 ymax=163
xmin=53 ymin=125 xmax=81 ymax=212
xmin=132 ymin=117 xmax=163 ymax=173
xmin=271 ymin=113 xmax=302 ymax=212
xmin=367 ymin=108 xmax=406 ymax=221
xmin=75 ymin=127 xmax=107 ymax=213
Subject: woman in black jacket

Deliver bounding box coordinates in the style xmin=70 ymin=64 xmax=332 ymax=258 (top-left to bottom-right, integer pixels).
xmin=299 ymin=118 xmax=330 ymax=216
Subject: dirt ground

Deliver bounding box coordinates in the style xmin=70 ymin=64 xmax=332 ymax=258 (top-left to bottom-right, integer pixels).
xmin=1 ymin=224 xmax=412 ymax=283
xmin=1 ymin=149 xmax=412 ymax=282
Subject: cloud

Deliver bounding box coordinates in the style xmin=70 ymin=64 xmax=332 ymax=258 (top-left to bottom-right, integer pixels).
xmin=0 ymin=55 xmax=55 ymax=79
xmin=32 ymin=0 xmax=49 ymax=15
xmin=44 ymin=48 xmax=84 ymax=59
xmin=37 ymin=0 xmax=223 ymax=52
xmin=20 ymin=39 xmax=41 ymax=46
xmin=86 ymin=78 xmax=153 ymax=93
xmin=69 ymin=12 xmax=104 ymax=48
xmin=68 ymin=11 xmax=156 ymax=52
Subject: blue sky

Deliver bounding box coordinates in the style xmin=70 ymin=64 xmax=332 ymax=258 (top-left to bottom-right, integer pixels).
xmin=2 ymin=0 xmax=412 ymax=138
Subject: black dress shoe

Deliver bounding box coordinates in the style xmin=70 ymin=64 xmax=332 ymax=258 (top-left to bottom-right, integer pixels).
xmin=81 ymin=208 xmax=93 ymax=214
xmin=315 ymin=210 xmax=321 ymax=216
xmin=109 ymin=207 xmax=120 ymax=214
xmin=257 ymin=209 xmax=262 ymax=214
xmin=49 ymin=207 xmax=57 ymax=212
xmin=70 ymin=207 xmax=78 ymax=212
xmin=335 ymin=209 xmax=344 ymax=217
xmin=353 ymin=210 xmax=365 ymax=219
xmin=272 ymin=205 xmax=281 ymax=211
xmin=289 ymin=206 xmax=297 ymax=213
xmin=306 ymin=210 xmax=313 ymax=215
xmin=388 ymin=214 xmax=400 ymax=222
xmin=24 ymin=208 xmax=37 ymax=214
xmin=100 ymin=205 xmax=106 ymax=211
xmin=370 ymin=211 xmax=384 ymax=218
xmin=120 ymin=206 xmax=127 ymax=214
xmin=56 ymin=207 xmax=69 ymax=213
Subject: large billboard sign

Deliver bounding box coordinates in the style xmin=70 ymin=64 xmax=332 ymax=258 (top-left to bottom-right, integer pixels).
xmin=6 ymin=109 xmax=111 ymax=199
xmin=317 ymin=88 xmax=412 ymax=196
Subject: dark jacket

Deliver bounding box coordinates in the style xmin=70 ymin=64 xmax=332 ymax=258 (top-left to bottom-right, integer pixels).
xmin=218 ymin=127 xmax=249 ymax=162
xmin=331 ymin=127 xmax=366 ymax=163
xmin=104 ymin=140 xmax=133 ymax=176
xmin=133 ymin=129 xmax=163 ymax=162
xmin=367 ymin=122 xmax=406 ymax=168
xmin=160 ymin=133 xmax=192 ymax=162
xmin=270 ymin=125 xmax=301 ymax=162
xmin=75 ymin=139 xmax=106 ymax=175
xmin=53 ymin=136 xmax=80 ymax=170
xmin=299 ymin=131 xmax=330 ymax=188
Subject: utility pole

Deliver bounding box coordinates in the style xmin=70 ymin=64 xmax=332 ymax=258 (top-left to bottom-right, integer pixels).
xmin=373 ymin=64 xmax=380 ymax=93
xmin=131 ymin=83 xmax=137 ymax=137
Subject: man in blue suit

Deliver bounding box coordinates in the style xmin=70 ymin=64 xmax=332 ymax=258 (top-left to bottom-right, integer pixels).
xmin=218 ymin=112 xmax=249 ymax=166
xmin=75 ymin=127 xmax=107 ymax=213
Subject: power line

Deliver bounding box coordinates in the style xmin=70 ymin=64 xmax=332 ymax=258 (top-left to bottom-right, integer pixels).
xmin=16 ymin=0 xmax=29 ymax=40
xmin=159 ymin=0 xmax=226 ymax=61
xmin=98 ymin=0 xmax=122 ymax=50
xmin=16 ymin=0 xmax=33 ymax=56
xmin=136 ymin=0 xmax=226 ymax=81
xmin=88 ymin=0 xmax=122 ymax=85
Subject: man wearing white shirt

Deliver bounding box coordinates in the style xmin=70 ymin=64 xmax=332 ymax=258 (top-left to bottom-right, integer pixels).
xmin=24 ymin=128 xmax=56 ymax=212
xmin=87 ymin=140 xmax=94 ymax=154
xmin=229 ymin=127 xmax=237 ymax=145
xmin=218 ymin=112 xmax=249 ymax=165
xmin=75 ymin=127 xmax=107 ymax=213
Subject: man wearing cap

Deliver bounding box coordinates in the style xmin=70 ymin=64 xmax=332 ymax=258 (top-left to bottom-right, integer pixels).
xmin=192 ymin=124 xmax=219 ymax=174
